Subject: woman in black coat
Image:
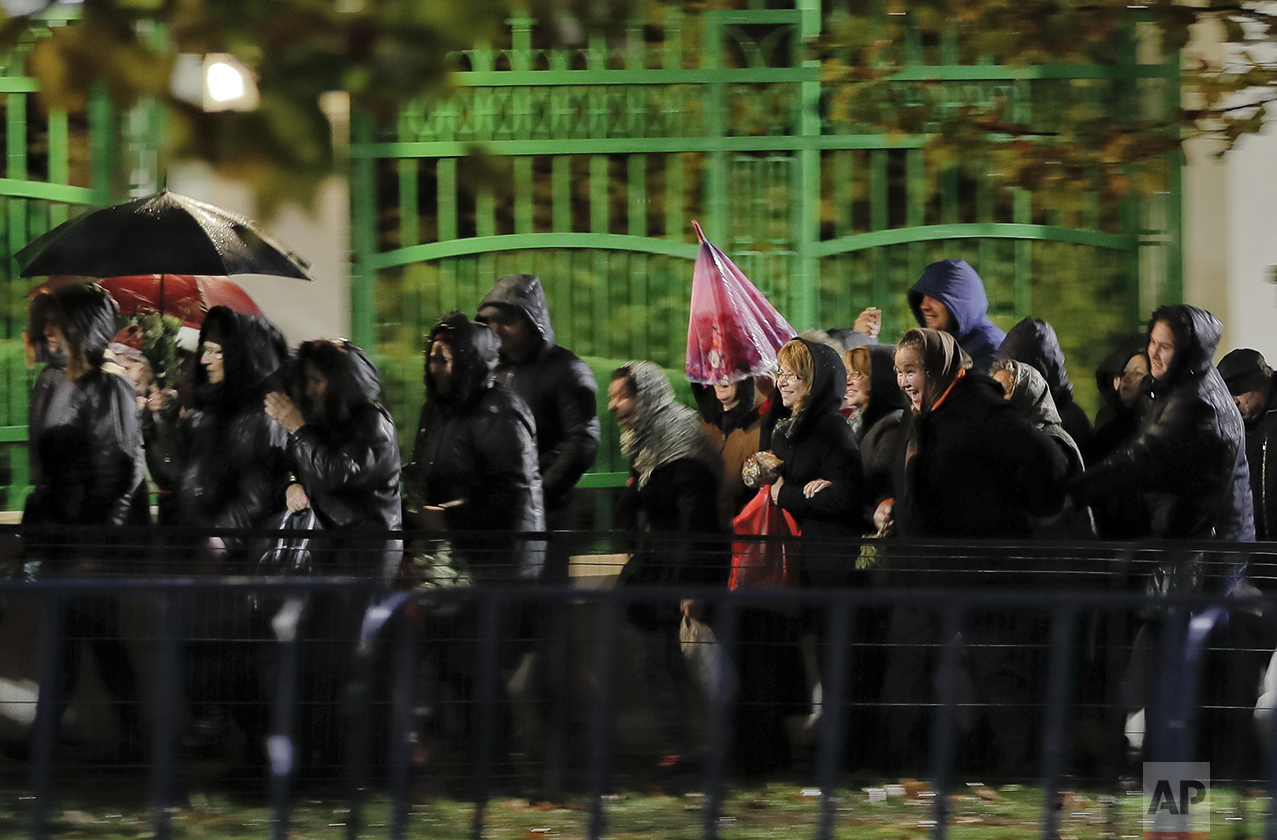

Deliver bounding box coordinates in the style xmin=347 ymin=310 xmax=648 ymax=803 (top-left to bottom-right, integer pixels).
xmin=878 ymin=328 xmax=1067 ymax=776
xmin=266 ymin=339 xmax=402 ymax=581
xmin=23 ymin=283 xmax=148 ymax=762
xmin=608 ymin=360 xmax=726 ymax=771
xmin=766 ymin=337 xmax=864 ymax=586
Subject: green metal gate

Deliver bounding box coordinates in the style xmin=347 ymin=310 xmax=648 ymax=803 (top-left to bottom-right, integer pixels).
xmin=0 ymin=10 xmax=162 ymax=511
xmin=350 ymin=1 xmax=1182 ymax=488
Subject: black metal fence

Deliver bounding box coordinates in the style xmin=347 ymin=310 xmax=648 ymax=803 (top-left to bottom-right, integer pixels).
xmin=0 ymin=526 xmax=1275 ymax=840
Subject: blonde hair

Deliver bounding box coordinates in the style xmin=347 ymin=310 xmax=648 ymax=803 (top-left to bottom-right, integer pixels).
xmin=777 ymin=340 xmax=815 ymax=413
xmin=844 ymin=346 xmax=872 ymax=379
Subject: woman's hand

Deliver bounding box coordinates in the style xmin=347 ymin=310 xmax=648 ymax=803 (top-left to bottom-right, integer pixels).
xmin=770 ymin=476 xmax=784 ymax=503
xmin=803 ymin=479 xmax=831 ymax=498
xmin=286 ymin=482 xmax=310 ymax=513
xmin=264 ymin=391 xmax=305 ymax=434
xmin=873 ymin=499 xmax=894 ymax=531
xmin=854 ymin=306 xmax=882 ymax=339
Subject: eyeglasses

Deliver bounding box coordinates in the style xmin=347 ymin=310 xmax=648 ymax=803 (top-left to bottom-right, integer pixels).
xmin=776 ymin=370 xmax=803 ymax=383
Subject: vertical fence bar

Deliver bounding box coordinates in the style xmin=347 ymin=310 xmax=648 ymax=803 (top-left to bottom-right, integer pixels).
xmin=927 ymin=605 xmax=965 ymax=840
xmin=701 ymin=599 xmax=739 ymax=840
xmin=270 ymin=597 xmax=306 ymax=840
xmin=471 ymin=596 xmax=504 ymax=840
xmin=29 ymin=593 xmax=67 ymax=840
xmin=1039 ymin=607 xmax=1079 ymax=840
xmin=586 ymin=597 xmax=621 ymax=840
xmin=815 ymin=601 xmax=854 ymax=840
xmin=148 ymin=593 xmax=187 ymax=840
xmin=388 ymin=609 xmax=420 ymax=840
xmin=398 ymin=158 xmax=419 ymax=249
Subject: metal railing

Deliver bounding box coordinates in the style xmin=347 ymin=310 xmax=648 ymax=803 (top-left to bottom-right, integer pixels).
xmin=0 ymin=527 xmax=1274 ymax=840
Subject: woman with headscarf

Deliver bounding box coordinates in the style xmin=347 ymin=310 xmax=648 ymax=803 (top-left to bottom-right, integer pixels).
xmin=23 ymin=283 xmax=148 ymax=762
xmin=608 ymin=361 xmax=726 ymax=773
xmin=877 ymin=328 xmax=1067 ymax=776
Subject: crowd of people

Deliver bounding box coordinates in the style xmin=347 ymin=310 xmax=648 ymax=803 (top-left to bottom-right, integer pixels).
xmin=15 ymin=255 xmax=1277 ymax=785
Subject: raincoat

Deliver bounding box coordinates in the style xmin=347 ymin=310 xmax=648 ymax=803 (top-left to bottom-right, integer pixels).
xmin=764 ymin=339 xmax=864 ymax=586
xmin=160 ymin=306 xmax=290 ymax=547
xmin=478 ymin=273 xmax=600 ymax=513
xmin=282 ymin=339 xmax=403 ymax=581
xmin=997 ymin=317 xmax=1094 ymax=456
xmin=23 ymin=284 xmax=148 ymax=544
xmin=1072 ymin=306 xmax=1255 ymax=544
xmin=407 ymin=312 xmax=545 ymax=580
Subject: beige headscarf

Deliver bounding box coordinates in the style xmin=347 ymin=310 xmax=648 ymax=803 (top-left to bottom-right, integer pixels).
xmin=897 ymin=328 xmax=972 ymax=415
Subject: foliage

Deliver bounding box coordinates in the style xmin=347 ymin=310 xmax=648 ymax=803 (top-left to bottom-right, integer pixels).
xmin=4 ymin=0 xmax=513 ymax=210
xmin=816 ymin=0 xmax=1277 ymax=205
xmin=118 ymin=310 xmax=184 ymax=391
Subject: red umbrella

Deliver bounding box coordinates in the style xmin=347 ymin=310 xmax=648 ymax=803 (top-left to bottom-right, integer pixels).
xmin=32 ymin=274 xmax=264 ymax=329
xmin=685 ymin=220 xmax=797 ymax=384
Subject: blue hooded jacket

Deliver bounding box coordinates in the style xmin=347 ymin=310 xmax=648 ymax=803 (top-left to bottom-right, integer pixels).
xmin=908 ymin=259 xmax=1006 ymax=373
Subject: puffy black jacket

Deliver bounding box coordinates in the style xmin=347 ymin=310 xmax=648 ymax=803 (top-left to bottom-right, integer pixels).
xmin=766 ymin=338 xmax=864 ymax=586
xmin=282 ymin=340 xmax=402 ymax=580
xmin=24 ymin=284 xmax=148 ymax=556
xmin=1072 ymin=306 xmax=1254 ymax=542
xmin=997 ymin=317 xmax=1094 ymax=457
xmin=478 ymin=273 xmax=600 ymax=512
xmin=168 ymin=307 xmax=290 ymax=542
xmin=407 ymin=313 xmax=545 ymax=580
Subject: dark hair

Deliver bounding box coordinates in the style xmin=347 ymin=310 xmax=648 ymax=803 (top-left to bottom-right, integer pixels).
xmin=610 ymin=367 xmax=636 ymax=395
xmin=296 ymin=339 xmax=362 ymax=425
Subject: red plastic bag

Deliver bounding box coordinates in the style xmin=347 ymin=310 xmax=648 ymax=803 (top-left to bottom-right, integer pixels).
xmin=686 ymin=220 xmax=797 ymax=384
xmin=729 ymin=487 xmax=801 ymax=591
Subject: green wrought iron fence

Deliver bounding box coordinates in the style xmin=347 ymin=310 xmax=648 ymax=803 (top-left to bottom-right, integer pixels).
xmin=351 ymin=0 xmax=1182 ymax=490
xmin=0 ymin=10 xmax=163 ymax=511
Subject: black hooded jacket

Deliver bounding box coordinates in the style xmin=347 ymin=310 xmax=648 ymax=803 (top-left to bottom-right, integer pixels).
xmin=766 ymin=339 xmax=864 ymax=585
xmin=857 ymin=343 xmax=907 ymax=507
xmin=478 ymin=273 xmax=600 ymax=512
xmin=997 ymin=317 xmax=1094 ymax=457
xmin=1072 ymin=306 xmax=1254 ymax=542
xmin=407 ymin=312 xmax=545 ymax=579
xmin=282 ymin=340 xmax=402 ymax=579
xmin=24 ymin=284 xmax=148 ymax=540
xmin=25 ymin=290 xmax=68 ymax=488
xmin=895 ymin=374 xmax=1068 ymax=541
xmin=165 ymin=306 xmax=290 ymax=539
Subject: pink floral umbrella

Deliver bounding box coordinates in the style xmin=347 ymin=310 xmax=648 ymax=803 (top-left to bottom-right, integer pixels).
xmin=685 ymin=220 xmax=797 ymax=384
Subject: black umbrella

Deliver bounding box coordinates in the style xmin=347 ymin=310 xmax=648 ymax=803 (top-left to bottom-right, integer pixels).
xmin=15 ymin=190 xmax=313 ymax=280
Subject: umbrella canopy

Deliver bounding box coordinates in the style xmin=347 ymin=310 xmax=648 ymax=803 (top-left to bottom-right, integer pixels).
xmin=685 ymin=220 xmax=797 ymax=384
xmin=32 ymin=274 xmax=264 ymax=329
xmin=15 ymin=190 xmax=312 ymax=280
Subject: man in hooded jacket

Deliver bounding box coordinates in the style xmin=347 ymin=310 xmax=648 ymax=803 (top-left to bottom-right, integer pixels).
xmin=1216 ymin=348 xmax=1277 ymax=541
xmin=907 ymin=259 xmax=1006 ymax=374
xmin=478 ymin=274 xmax=599 ymax=791
xmin=477 ymin=273 xmax=600 ymax=549
xmin=1071 ymin=305 xmax=1255 ymax=771
xmin=1071 ymin=305 xmax=1254 ymax=545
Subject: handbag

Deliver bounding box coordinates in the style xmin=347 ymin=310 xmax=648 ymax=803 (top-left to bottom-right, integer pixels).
xmin=728 ymin=487 xmax=801 ymax=591
xmin=249 ymin=508 xmax=321 ymax=612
